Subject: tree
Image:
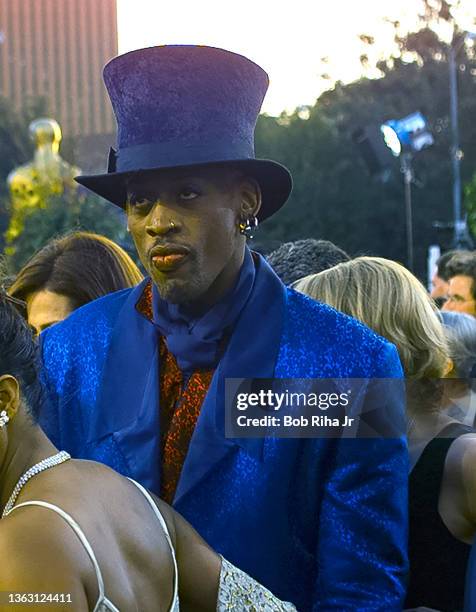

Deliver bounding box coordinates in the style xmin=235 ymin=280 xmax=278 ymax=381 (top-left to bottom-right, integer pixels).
xmin=5 ymin=191 xmax=129 ymax=272
xmin=254 ymin=16 xmax=476 ymax=279
xmin=465 ymin=173 xmax=476 ymax=237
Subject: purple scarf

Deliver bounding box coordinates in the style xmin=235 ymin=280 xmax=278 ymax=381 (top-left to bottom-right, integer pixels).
xmin=151 ymin=248 xmax=255 ymax=371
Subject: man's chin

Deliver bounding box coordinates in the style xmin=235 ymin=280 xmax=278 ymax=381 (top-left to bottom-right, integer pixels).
xmin=152 ymin=276 xmax=200 ymax=304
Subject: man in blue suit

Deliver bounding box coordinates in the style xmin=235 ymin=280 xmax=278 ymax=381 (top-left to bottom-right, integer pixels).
xmin=39 ymin=45 xmax=408 ymax=610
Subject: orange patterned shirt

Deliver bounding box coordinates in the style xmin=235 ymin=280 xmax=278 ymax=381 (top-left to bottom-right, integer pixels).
xmin=136 ymin=281 xmax=214 ymax=503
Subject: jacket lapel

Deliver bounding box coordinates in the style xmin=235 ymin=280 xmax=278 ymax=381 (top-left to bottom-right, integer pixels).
xmin=86 ymin=255 xmax=286 ymax=500
xmin=86 ymin=280 xmax=162 ymax=490
xmin=173 ymin=367 xmax=235 ymax=504
xmin=174 ymin=255 xmax=287 ymax=505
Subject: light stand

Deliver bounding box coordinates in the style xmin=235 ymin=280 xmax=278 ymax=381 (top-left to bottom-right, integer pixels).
xmin=448 ymin=32 xmax=476 ymax=249
xmin=381 ymin=112 xmax=434 ymax=272
xmin=401 ymin=152 xmax=414 ymax=272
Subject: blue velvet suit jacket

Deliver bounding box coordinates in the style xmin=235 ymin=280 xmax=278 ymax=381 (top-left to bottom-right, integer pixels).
xmin=39 ymin=283 xmax=408 ymax=611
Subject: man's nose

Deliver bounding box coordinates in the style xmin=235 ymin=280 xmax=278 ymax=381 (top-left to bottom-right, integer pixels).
xmin=145 ymin=203 xmax=178 ymax=237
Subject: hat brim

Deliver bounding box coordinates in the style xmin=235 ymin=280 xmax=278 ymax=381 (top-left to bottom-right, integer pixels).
xmin=75 ymin=159 xmax=292 ymax=222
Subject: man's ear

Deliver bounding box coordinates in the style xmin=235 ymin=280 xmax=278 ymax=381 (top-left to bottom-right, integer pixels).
xmin=0 ymin=375 xmax=20 ymax=420
xmin=239 ymin=177 xmax=262 ymax=219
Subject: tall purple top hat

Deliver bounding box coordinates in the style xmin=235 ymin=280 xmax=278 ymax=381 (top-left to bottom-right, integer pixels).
xmin=75 ymin=45 xmax=292 ymax=221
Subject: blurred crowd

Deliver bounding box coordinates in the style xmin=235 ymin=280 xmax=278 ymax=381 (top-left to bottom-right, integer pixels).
xmin=2 ymin=232 xmax=476 ymax=610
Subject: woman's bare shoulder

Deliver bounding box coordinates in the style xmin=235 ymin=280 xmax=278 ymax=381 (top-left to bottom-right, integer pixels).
xmin=0 ymin=508 xmax=88 ymax=600
xmin=445 ymin=431 xmax=476 ymax=472
xmin=456 ymin=434 xmax=476 ymax=500
xmin=443 ymin=432 xmax=476 ymax=541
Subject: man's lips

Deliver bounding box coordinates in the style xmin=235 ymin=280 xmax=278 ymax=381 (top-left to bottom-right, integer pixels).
xmin=149 ymin=245 xmax=190 ymax=271
xmin=152 ymin=253 xmax=187 ymax=269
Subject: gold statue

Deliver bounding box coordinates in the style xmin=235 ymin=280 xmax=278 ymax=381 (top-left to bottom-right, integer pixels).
xmin=6 ymin=118 xmax=81 ymax=245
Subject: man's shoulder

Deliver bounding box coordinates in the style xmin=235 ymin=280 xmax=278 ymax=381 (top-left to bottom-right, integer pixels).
xmin=40 ymin=287 xmax=138 ymax=379
xmin=285 ymin=287 xmax=383 ymax=344
xmin=42 ymin=287 xmax=134 ymax=345
xmin=282 ymin=288 xmax=401 ymax=377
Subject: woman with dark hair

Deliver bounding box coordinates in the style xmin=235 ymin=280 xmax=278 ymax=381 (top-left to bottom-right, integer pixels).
xmin=8 ymin=231 xmax=143 ymax=334
xmin=0 ymin=291 xmax=295 ymax=611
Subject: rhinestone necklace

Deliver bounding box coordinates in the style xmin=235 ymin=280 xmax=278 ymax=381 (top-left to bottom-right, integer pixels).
xmin=2 ymin=451 xmax=71 ymax=518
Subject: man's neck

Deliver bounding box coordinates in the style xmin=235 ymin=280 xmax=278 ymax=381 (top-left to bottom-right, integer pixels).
xmin=183 ymin=246 xmax=247 ymax=316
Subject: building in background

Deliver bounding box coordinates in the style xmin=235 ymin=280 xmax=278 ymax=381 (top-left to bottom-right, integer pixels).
xmin=0 ymin=0 xmax=118 ymax=171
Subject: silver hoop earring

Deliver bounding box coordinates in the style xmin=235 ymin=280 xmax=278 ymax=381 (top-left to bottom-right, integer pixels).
xmin=0 ymin=410 xmax=10 ymax=428
xmin=238 ymin=215 xmax=258 ymax=239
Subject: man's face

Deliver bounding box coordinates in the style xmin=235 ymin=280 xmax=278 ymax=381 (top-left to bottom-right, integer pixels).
xmin=442 ymin=275 xmax=476 ymax=316
xmin=126 ymin=165 xmax=253 ymax=305
xmin=430 ymin=273 xmax=449 ymax=300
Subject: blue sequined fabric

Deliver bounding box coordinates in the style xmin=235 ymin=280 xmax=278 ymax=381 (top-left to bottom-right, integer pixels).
xmin=40 ymin=285 xmax=408 ymax=611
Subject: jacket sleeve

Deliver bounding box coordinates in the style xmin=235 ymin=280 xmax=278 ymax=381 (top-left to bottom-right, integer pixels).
xmin=315 ymin=342 xmax=408 ymax=611
xmin=38 ymin=327 xmax=62 ymax=447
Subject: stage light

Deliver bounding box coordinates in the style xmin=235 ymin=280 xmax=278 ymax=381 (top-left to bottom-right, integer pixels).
xmin=380 ymin=124 xmax=401 ymax=157
xmin=381 ymin=112 xmax=434 ymax=156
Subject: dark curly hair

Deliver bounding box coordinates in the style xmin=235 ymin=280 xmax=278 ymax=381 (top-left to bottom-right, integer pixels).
xmin=445 ymin=251 xmax=476 ymax=300
xmin=266 ymin=239 xmax=350 ymax=285
xmin=436 ymin=249 xmax=469 ymax=282
xmin=0 ymin=291 xmax=42 ymax=421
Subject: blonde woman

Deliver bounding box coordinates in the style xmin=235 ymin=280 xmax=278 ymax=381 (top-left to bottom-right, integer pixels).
xmin=293 ymin=257 xmax=476 ymax=611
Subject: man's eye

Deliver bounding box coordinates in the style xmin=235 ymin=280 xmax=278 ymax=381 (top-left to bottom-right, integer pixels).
xmin=179 ymin=189 xmax=199 ymax=201
xmin=128 ymin=194 xmax=151 ymax=208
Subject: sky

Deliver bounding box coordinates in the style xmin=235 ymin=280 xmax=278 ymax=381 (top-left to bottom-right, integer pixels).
xmin=117 ymin=0 xmax=475 ymax=116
